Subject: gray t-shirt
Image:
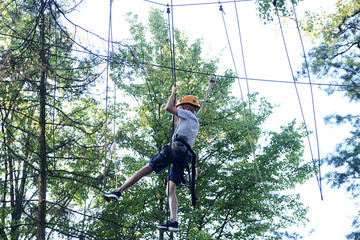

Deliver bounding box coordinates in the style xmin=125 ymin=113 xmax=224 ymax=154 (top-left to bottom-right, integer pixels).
xmin=172 ymin=108 xmax=199 ymax=147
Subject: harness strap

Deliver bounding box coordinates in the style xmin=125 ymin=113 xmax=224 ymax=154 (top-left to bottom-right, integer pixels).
xmin=173 ymin=138 xmax=197 ymax=207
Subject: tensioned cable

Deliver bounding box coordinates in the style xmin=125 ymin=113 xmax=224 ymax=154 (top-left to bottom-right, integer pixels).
xmin=290 ymin=0 xmax=323 ymax=200
xmin=0 ymin=25 xmax=351 ymax=91
xmin=144 ymin=0 xmax=253 ymax=7
xmin=8 ymin=2 xmax=356 ymax=95
xmin=107 ymin=0 xmax=119 ymax=190
xmin=273 ymin=1 xmax=323 ymax=200
xmin=169 ymin=3 xmax=177 ymax=87
xmin=19 ymin=6 xmax=357 ymax=93
xmin=52 ymin=0 xmax=58 ymax=174
xmin=232 ymin=0 xmax=264 ymax=188
xmin=107 ymin=55 xmax=358 ymax=89
xmin=219 ymin=2 xmax=259 ymax=179
xmin=220 ymin=1 xmax=273 ymax=213
xmin=23 ymin=0 xmax=360 ymax=95
xmin=232 ymin=0 xmax=259 ymax=175
xmin=103 ymin=0 xmax=113 ymax=188
xmin=166 ymin=0 xmax=177 ymax=222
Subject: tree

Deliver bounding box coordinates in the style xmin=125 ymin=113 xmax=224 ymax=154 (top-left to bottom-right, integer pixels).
xmin=0 ymin=1 xmax=315 ymax=239
xmin=87 ymin=8 xmax=314 ymax=239
xmin=300 ymin=0 xmax=360 ymax=239
xmin=0 ymin=0 xmax=109 ymax=239
xmin=256 ymin=0 xmax=301 ymax=22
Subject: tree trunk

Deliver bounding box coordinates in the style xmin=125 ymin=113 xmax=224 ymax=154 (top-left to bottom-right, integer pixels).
xmin=38 ymin=1 xmax=47 ymax=239
xmin=1 ymin=116 xmax=8 ymax=240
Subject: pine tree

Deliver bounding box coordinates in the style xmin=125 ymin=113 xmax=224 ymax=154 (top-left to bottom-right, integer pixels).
xmin=300 ymin=1 xmax=360 ymax=239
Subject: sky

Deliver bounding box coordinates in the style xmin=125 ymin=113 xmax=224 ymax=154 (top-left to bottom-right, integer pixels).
xmin=71 ymin=0 xmax=357 ymax=238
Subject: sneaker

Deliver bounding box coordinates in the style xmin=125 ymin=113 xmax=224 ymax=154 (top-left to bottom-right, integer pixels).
xmin=158 ymin=220 xmax=179 ymax=232
xmin=103 ymin=190 xmax=121 ymax=202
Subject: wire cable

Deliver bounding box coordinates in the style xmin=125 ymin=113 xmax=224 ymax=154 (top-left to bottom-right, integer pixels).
xmin=166 ymin=1 xmax=177 ymax=222
xmin=51 ymin=0 xmax=58 ymax=175
xmin=232 ymin=0 xmax=258 ymax=174
xmin=144 ymin=0 xmax=253 ymax=7
xmin=219 ymin=2 xmax=259 ymax=181
xmin=273 ymin=0 xmax=323 ymax=200
xmin=220 ymin=0 xmax=274 ymax=214
xmin=107 ymin=0 xmax=119 ymax=190
xmin=103 ymin=0 xmax=112 ymax=188
xmin=290 ymin=0 xmax=323 ymax=200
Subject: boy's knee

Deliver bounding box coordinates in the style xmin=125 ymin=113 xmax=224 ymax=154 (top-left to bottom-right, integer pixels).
xmin=166 ymin=189 xmax=175 ymax=197
xmin=166 ymin=185 xmax=176 ymax=197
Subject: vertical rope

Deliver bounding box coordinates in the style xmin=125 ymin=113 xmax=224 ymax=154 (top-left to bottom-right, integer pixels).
xmin=104 ymin=0 xmax=113 ymax=187
xmin=197 ymin=74 xmax=216 ymax=115
xmin=232 ymin=0 xmax=259 ymax=178
xmin=106 ymin=0 xmax=119 ymax=189
xmin=51 ymin=0 xmax=57 ymax=174
xmin=290 ymin=0 xmax=323 ymax=200
xmin=166 ymin=1 xmax=177 ymax=223
xmin=219 ymin=2 xmax=262 ymax=186
xmin=273 ymin=1 xmax=323 ymax=200
xmin=170 ymin=1 xmax=177 ymax=87
xmin=113 ymin=77 xmax=118 ymax=189
xmin=107 ymin=0 xmax=118 ymax=190
xmin=224 ymin=1 xmax=274 ymax=214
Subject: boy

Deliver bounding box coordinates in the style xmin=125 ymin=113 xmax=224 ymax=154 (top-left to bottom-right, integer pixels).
xmin=103 ymin=85 xmax=200 ymax=232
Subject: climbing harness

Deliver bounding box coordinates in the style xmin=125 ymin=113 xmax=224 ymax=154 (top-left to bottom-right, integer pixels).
xmin=165 ymin=0 xmax=204 ymax=209
xmin=174 ymin=138 xmax=197 ymax=207
xmin=162 ymin=139 xmax=197 ymax=207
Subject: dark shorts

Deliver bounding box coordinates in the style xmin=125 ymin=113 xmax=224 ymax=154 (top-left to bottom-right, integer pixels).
xmin=149 ymin=141 xmax=190 ymax=186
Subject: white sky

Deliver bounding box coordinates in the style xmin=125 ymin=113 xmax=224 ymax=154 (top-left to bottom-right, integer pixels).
xmin=71 ymin=0 xmax=357 ymax=238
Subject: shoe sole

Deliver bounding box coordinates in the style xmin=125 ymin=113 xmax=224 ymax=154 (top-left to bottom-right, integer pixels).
xmin=103 ymin=195 xmax=118 ymax=202
xmin=157 ymin=226 xmax=179 ymax=232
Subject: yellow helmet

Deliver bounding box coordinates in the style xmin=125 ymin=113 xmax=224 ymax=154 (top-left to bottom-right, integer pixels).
xmin=176 ymin=95 xmax=200 ymax=111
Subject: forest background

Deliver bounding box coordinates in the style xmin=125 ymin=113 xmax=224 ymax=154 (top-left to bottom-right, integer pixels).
xmin=0 ymin=0 xmax=359 ymax=239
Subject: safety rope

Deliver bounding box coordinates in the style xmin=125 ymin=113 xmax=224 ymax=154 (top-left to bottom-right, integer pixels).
xmin=104 ymin=0 xmax=116 ymax=189
xmin=197 ymin=74 xmax=216 ymax=115
xmin=273 ymin=0 xmax=323 ymax=200
xmin=166 ymin=1 xmax=177 ymax=221
xmin=52 ymin=1 xmax=58 ymax=174
xmin=232 ymin=0 xmax=258 ymax=174
xmin=291 ymin=0 xmax=322 ymax=199
xmin=219 ymin=2 xmax=275 ymax=215
xmin=107 ymin=0 xmax=119 ymax=190
xmin=219 ymin=2 xmax=260 ymax=184
xmin=144 ymin=0 xmax=253 ymax=7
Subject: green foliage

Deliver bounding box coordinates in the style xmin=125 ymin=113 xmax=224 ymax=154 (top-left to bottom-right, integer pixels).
xmin=256 ymin=0 xmax=300 ymax=22
xmin=0 ymin=0 xmax=110 ymax=239
xmin=187 ymin=227 xmax=212 ymax=240
xmin=92 ymin=8 xmax=313 ymax=240
xmin=0 ymin=1 xmax=313 ymax=239
xmin=300 ymin=0 xmax=360 ymax=101
xmin=299 ymin=1 xmax=360 ymax=239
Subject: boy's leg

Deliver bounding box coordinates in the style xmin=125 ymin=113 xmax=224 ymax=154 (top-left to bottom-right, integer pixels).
xmin=118 ymin=163 xmax=154 ymax=193
xmin=158 ymin=180 xmax=179 ymax=231
xmin=103 ymin=164 xmax=154 ymax=202
xmin=166 ymin=180 xmax=178 ymax=223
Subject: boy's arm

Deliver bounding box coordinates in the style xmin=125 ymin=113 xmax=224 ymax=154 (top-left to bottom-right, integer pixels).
xmin=174 ymin=115 xmax=179 ymax=126
xmin=165 ymin=85 xmax=178 ymax=116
